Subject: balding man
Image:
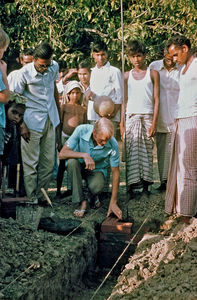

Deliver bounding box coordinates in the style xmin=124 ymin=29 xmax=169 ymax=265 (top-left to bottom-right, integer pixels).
xmin=59 ymin=118 xmax=122 ymax=219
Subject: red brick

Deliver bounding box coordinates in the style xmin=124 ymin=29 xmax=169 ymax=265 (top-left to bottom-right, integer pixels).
xmin=101 ymin=216 xmax=133 ymax=234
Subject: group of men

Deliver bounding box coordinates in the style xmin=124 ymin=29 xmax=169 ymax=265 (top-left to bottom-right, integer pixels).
xmin=1 ymin=27 xmax=196 ymax=223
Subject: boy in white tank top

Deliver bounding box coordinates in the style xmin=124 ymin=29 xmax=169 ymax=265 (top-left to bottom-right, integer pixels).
xmin=120 ymin=40 xmax=160 ymax=198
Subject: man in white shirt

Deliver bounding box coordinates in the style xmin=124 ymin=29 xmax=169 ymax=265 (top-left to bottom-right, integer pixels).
xmin=14 ymin=42 xmax=60 ymax=203
xmin=87 ymin=41 xmax=123 ymax=138
xmin=8 ymin=48 xmax=34 ymax=91
xmin=149 ymin=50 xmax=181 ymax=190
xmin=165 ymin=35 xmax=197 ymax=223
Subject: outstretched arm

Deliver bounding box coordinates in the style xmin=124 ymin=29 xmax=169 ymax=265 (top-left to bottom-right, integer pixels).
xmin=107 ymin=166 xmax=122 ymax=219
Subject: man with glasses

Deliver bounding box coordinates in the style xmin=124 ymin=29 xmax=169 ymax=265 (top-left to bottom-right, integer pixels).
xmin=14 ymin=42 xmax=60 ymax=204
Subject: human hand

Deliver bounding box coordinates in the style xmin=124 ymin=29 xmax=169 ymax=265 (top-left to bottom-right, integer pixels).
xmin=107 ymin=202 xmax=122 ymax=220
xmin=86 ymin=90 xmax=95 ymax=100
xmin=66 ymin=68 xmax=78 ymax=78
xmin=57 ymin=140 xmax=62 ymax=152
xmin=20 ymin=122 xmax=30 ymax=142
xmin=148 ymin=124 xmax=156 ymax=138
xmin=83 ymin=153 xmax=95 ymax=170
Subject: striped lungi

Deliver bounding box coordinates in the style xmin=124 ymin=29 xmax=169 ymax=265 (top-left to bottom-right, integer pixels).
xmin=156 ymin=132 xmax=172 ymax=183
xmin=125 ymin=114 xmax=154 ymax=186
xmin=165 ymin=116 xmax=197 ymax=217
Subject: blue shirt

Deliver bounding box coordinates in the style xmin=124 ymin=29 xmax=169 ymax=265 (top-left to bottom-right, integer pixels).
xmin=0 ymin=71 xmax=6 ymax=128
xmin=14 ymin=60 xmax=60 ymax=132
xmin=66 ymin=124 xmax=120 ymax=178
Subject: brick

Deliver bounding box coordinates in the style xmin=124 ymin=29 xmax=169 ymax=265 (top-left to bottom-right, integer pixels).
xmin=101 ymin=216 xmax=133 ymax=234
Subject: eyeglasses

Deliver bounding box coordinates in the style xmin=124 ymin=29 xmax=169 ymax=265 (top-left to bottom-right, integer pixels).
xmin=36 ymin=61 xmax=53 ymax=69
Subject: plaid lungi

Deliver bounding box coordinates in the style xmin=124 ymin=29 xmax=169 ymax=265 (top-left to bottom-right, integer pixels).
xmin=165 ymin=116 xmax=197 ymax=216
xmin=125 ymin=114 xmax=154 ymax=186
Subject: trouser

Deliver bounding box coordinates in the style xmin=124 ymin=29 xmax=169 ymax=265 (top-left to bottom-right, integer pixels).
xmin=156 ymin=132 xmax=172 ymax=183
xmin=67 ymin=159 xmax=105 ymax=203
xmin=21 ymin=118 xmax=55 ymax=200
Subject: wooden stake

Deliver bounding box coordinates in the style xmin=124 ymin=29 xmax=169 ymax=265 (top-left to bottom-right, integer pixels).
xmin=41 ymin=188 xmax=53 ymax=207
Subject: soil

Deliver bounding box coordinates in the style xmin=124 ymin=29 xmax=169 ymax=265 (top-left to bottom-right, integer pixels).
xmin=0 ymin=143 xmax=197 ymax=300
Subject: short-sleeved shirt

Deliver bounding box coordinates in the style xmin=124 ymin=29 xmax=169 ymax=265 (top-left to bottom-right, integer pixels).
xmin=149 ymin=59 xmax=180 ymax=132
xmin=14 ymin=60 xmax=60 ymax=132
xmin=89 ymin=62 xmax=123 ymax=122
xmin=0 ymin=71 xmax=6 ymax=128
xmin=66 ymin=124 xmax=120 ymax=178
xmin=7 ymin=69 xmax=19 ymax=92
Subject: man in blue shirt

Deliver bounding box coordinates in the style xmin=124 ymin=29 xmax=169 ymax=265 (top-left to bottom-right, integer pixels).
xmin=59 ymin=118 xmax=122 ymax=219
xmin=14 ymin=42 xmax=60 ymax=203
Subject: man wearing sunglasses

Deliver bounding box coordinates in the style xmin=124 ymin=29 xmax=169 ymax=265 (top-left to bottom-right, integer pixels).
xmin=14 ymin=42 xmax=60 ymax=204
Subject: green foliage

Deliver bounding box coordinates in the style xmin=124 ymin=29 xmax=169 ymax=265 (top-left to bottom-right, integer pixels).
xmin=0 ymin=0 xmax=196 ymax=69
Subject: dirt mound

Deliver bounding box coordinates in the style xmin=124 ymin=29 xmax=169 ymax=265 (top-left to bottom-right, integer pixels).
xmin=109 ymin=217 xmax=197 ymax=299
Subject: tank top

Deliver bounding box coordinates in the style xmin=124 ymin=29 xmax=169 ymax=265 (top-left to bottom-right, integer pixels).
xmin=127 ymin=68 xmax=154 ymax=114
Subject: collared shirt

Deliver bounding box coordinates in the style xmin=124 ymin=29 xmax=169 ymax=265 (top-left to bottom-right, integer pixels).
xmin=8 ymin=69 xmax=19 ymax=92
xmin=149 ymin=59 xmax=181 ymax=132
xmin=14 ymin=60 xmax=60 ymax=132
xmin=66 ymin=124 xmax=120 ymax=178
xmin=0 ymin=71 xmax=6 ymax=128
xmin=176 ymin=57 xmax=197 ymax=119
xmin=89 ymin=62 xmax=123 ymax=122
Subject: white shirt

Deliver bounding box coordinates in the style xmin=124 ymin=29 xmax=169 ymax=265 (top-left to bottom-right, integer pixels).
xmin=89 ymin=62 xmax=123 ymax=122
xmin=127 ymin=68 xmax=154 ymax=115
xmin=149 ymin=59 xmax=180 ymax=132
xmin=8 ymin=69 xmax=20 ymax=92
xmin=176 ymin=57 xmax=197 ymax=119
xmin=14 ymin=60 xmax=60 ymax=132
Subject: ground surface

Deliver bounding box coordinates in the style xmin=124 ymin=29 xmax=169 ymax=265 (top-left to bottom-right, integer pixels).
xmin=0 ymin=144 xmax=197 ymax=299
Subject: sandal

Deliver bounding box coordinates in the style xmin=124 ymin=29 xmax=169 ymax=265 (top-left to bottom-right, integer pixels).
xmin=73 ymin=200 xmax=87 ymax=218
xmin=73 ymin=209 xmax=86 ymax=218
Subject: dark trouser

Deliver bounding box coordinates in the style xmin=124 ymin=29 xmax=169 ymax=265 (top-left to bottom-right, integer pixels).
xmin=67 ymin=159 xmax=105 ymax=204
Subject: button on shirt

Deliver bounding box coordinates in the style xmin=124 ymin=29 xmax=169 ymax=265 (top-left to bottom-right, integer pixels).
xmin=66 ymin=124 xmax=120 ymax=178
xmin=89 ymin=62 xmax=123 ymax=122
xmin=0 ymin=71 xmax=6 ymax=128
xmin=149 ymin=59 xmax=181 ymax=132
xmin=14 ymin=61 xmax=60 ymax=132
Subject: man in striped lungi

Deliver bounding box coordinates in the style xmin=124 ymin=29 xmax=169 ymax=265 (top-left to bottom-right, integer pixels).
xmin=120 ymin=40 xmax=160 ymax=197
xmin=165 ymin=35 xmax=197 ymax=223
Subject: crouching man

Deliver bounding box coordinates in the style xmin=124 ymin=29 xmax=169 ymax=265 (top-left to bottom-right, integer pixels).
xmin=59 ymin=118 xmax=122 ymax=219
